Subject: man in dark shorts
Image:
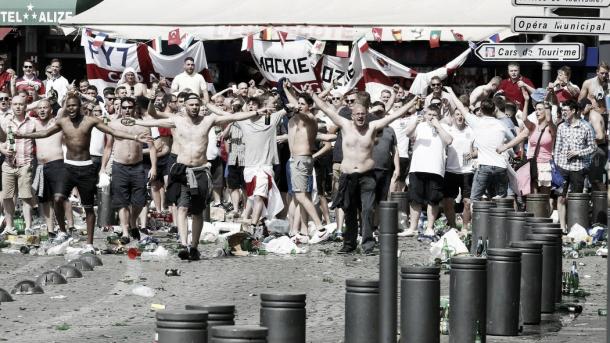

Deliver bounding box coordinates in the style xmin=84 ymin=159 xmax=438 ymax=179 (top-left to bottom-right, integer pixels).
xmin=31 ymin=99 xmax=74 ymax=238
xmin=404 ymin=105 xmax=453 ymax=238
xmin=101 ymin=97 xmax=156 ymax=244
xmin=135 ymin=93 xmax=261 ymax=260
xmin=16 ymin=94 xmax=150 ymax=252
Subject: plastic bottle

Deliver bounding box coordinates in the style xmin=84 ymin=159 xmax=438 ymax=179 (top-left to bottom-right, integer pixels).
xmin=475 ymin=236 xmax=484 ymax=257
xmin=474 ymin=320 xmax=482 ymax=343
xmin=131 ymin=285 xmax=155 ymax=298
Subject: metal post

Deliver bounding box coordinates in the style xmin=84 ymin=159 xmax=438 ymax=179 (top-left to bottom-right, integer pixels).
xmin=607 ymin=208 xmax=609 ymax=343
xmin=541 ymin=7 xmax=552 ymax=87
xmin=378 ymin=201 xmax=397 ymax=343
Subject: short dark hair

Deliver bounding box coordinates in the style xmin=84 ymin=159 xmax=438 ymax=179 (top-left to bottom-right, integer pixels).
xmin=86 ymin=85 xmax=98 ymax=93
xmin=121 ymin=97 xmax=135 ymax=107
xmin=356 ymin=91 xmax=371 ymax=108
xmin=50 ymin=58 xmax=61 ymax=66
xmin=247 ymin=97 xmax=262 ymax=108
xmin=558 ymin=65 xmax=571 ymax=79
xmin=562 ymin=99 xmax=579 ymax=112
xmin=65 ymin=94 xmax=81 ymax=107
xmin=493 ymin=95 xmax=506 ymax=112
xmin=103 ymin=87 xmax=115 ymax=97
xmin=480 ymin=99 xmax=496 ymax=116
xmin=504 ymin=101 xmax=517 ymax=116
xmin=427 ymin=104 xmax=441 ymax=115
xmin=299 ymin=94 xmax=314 ymax=107
xmin=598 ymin=61 xmax=609 ymax=71
xmin=177 ymin=92 xmax=190 ymax=101
xmin=184 ymin=57 xmax=195 ymax=63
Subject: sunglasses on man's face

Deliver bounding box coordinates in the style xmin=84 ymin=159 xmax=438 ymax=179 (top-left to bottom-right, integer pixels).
xmin=431 ymin=83 xmax=441 ymax=87
xmin=346 ymin=99 xmax=356 ymax=104
xmin=332 ymin=97 xmax=341 ymax=100
xmin=23 ymin=65 xmax=33 ymax=69
xmin=0 ymin=97 xmax=9 ymax=101
xmin=122 ymin=106 xmax=134 ymax=109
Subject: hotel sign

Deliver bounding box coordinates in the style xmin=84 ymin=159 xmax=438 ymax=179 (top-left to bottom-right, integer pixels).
xmin=0 ymin=0 xmax=77 ymax=26
xmin=512 ymin=16 xmax=610 ymax=35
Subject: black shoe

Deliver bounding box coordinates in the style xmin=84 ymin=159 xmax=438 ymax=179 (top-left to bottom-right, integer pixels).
xmin=337 ymin=246 xmax=356 ymax=255
xmin=362 ymin=248 xmax=377 ymax=256
xmin=47 ymin=231 xmax=57 ymax=239
xmin=223 ymin=202 xmax=234 ymax=212
xmin=169 ymin=226 xmax=178 ymax=234
xmin=119 ymin=236 xmax=130 ymax=245
xmin=189 ymin=247 xmax=200 ymax=261
xmin=177 ymin=246 xmax=190 ymax=260
xmin=129 ymin=228 xmax=141 ymax=241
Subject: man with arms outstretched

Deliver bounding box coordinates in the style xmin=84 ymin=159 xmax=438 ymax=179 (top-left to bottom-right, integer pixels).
xmin=312 ymin=91 xmax=418 ymax=254
xmin=15 ymin=95 xmax=149 ymax=252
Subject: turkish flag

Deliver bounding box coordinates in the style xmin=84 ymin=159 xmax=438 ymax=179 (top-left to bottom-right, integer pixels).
xmin=168 ymin=28 xmax=182 ymax=46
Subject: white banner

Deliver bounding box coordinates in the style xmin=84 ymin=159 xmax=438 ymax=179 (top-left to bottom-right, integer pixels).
xmin=81 ymin=34 xmax=210 ymax=94
xmin=250 ymin=39 xmax=320 ymax=91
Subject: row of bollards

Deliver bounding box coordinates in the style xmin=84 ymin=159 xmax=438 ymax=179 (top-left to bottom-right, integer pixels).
xmin=158 ymin=294 xmax=307 ymax=343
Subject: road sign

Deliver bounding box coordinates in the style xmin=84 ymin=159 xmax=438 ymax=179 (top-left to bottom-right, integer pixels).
xmin=513 ymin=0 xmax=610 ymax=7
xmin=512 ymin=16 xmax=610 ymax=35
xmin=474 ymin=43 xmax=584 ymax=62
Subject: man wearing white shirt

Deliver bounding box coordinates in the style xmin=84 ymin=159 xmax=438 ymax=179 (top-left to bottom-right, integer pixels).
xmin=44 ymin=59 xmax=70 ymax=104
xmin=171 ymin=57 xmax=209 ymax=103
xmin=388 ymin=99 xmax=416 ymax=191
xmin=404 ymin=104 xmax=453 ymax=237
xmin=442 ymin=111 xmax=475 ymax=233
xmin=447 ymin=89 xmax=515 ymax=201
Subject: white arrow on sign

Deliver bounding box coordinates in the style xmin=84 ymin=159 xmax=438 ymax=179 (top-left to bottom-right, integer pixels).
xmin=512 ymin=16 xmax=610 ymax=35
xmin=475 ymin=43 xmax=584 ymax=62
xmin=513 ymin=0 xmax=610 ymax=7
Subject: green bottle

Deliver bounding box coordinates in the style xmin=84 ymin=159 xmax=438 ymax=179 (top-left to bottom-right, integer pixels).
xmin=474 ymin=320 xmax=482 ymax=343
xmin=7 ymin=126 xmax=15 ymax=152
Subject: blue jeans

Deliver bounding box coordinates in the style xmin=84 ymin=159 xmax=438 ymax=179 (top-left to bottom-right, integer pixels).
xmin=470 ymin=165 xmax=508 ymax=201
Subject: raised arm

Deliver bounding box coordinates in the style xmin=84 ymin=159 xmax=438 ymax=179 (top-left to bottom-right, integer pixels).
xmin=311 ymin=92 xmax=350 ymax=128
xmin=15 ymin=122 xmax=61 ymax=139
xmin=432 ymin=119 xmax=453 ymax=145
xmin=100 ymin=133 xmax=114 ymax=173
xmin=94 ymin=118 xmax=150 ymax=143
xmin=134 ymin=118 xmax=175 ymax=128
xmin=371 ymin=96 xmax=418 ymax=130
xmin=213 ymin=109 xmax=264 ymax=125
xmin=497 ymin=127 xmax=530 ymax=153
xmin=147 ymin=98 xmax=172 ymax=119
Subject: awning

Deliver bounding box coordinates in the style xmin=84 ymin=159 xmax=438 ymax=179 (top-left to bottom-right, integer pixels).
xmin=60 ymin=0 xmax=546 ymax=41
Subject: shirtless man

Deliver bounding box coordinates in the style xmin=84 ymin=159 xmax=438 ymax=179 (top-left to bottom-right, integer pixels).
xmin=312 ymin=91 xmax=419 ymax=254
xmin=32 ymin=99 xmax=74 ymax=238
xmin=579 ymin=61 xmax=609 ymax=191
xmin=101 ymin=97 xmax=156 ymax=244
xmin=283 ymin=82 xmax=328 ymax=243
xmin=134 ymin=93 xmax=261 ymax=260
xmin=469 ymin=76 xmax=501 ymax=109
xmin=15 ymin=95 xmax=149 ymax=252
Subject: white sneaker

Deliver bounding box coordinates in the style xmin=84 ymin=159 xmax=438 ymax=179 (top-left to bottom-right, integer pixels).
xmin=423 ymin=229 xmax=436 ymax=237
xmin=399 ymin=229 xmax=417 ymax=237
xmin=291 ymin=233 xmax=309 ymax=244
xmin=83 ymin=244 xmax=95 ymax=254
xmin=2 ymin=227 xmax=17 ymax=236
xmin=309 ymin=228 xmax=331 ymax=244
xmin=55 ymin=231 xmax=70 ymax=243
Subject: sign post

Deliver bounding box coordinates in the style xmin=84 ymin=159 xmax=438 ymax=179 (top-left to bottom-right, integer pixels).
xmin=474 ymin=43 xmax=584 ymax=62
xmin=512 ymin=0 xmax=610 ymax=7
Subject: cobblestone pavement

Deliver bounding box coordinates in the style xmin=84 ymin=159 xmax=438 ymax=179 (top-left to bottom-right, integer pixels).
xmin=0 ymin=231 xmax=606 ymax=343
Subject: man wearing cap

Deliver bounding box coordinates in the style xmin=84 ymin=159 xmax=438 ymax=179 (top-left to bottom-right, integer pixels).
xmin=134 ymin=93 xmax=261 ymax=260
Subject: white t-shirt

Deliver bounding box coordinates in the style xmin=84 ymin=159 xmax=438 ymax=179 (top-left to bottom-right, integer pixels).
xmin=44 ymin=75 xmax=70 ymax=103
xmin=171 ymin=72 xmax=206 ymax=96
xmin=89 ymin=127 xmax=105 ymax=157
xmin=464 ymin=113 xmax=514 ymax=168
xmin=389 ymin=116 xmax=414 ymax=158
xmin=409 ymin=122 xmax=448 ymax=177
xmin=206 ymin=128 xmax=219 ymax=160
xmin=235 ymin=112 xmax=283 ymax=167
xmin=445 ymin=125 xmax=474 ymax=174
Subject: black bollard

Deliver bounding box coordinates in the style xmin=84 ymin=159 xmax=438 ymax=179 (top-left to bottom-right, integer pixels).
xmin=400 ymin=266 xmax=440 ymax=343
xmin=345 ymin=279 xmax=379 ymax=343
xmin=97 ymin=187 xmax=117 ymax=227
xmin=506 ymin=212 xmax=534 ymax=244
xmin=389 ymin=192 xmax=409 ymax=230
xmin=259 ymin=293 xmax=306 ymax=343
xmin=488 ymin=208 xmax=509 ymax=249
xmin=486 ymin=249 xmax=522 ymax=336
xmin=471 ymin=201 xmax=495 ymax=254
xmin=527 ymin=234 xmax=562 ymax=313
xmin=510 ymin=241 xmax=543 ymax=325
xmin=450 ymin=256 xmax=487 ymax=343
xmin=567 ymin=193 xmax=590 ymax=230
xmin=210 ymin=325 xmax=267 ymax=343
xmin=530 ymin=228 xmax=563 ymax=304
xmin=156 ymin=310 xmax=208 ymax=343
xmin=591 ymin=191 xmax=607 ymax=225
xmin=185 ymin=304 xmax=235 ymax=341
xmin=493 ymin=197 xmax=514 ymax=209
xmin=524 ymin=217 xmax=554 ymax=236
xmin=378 ymin=201 xmax=398 ymax=343
xmin=525 ymin=193 xmax=551 ymax=218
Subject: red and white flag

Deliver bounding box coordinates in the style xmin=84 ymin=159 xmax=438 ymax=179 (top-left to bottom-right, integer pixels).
xmin=343 ymin=44 xmax=417 ymax=99
xmin=372 ymin=27 xmax=383 ymax=42
xmin=356 ymin=36 xmax=369 ymax=53
xmin=409 ymin=48 xmax=471 ymax=95
xmin=336 ymin=44 xmax=349 ymax=58
xmin=241 ymin=34 xmax=254 ymax=51
xmin=310 ymin=40 xmax=326 ymax=55
xmin=168 ymin=28 xmax=181 ymax=46
xmin=81 ymin=34 xmax=211 ymax=94
xmin=277 ymin=31 xmax=288 ymax=46
xmin=92 ymin=32 xmax=108 ymax=48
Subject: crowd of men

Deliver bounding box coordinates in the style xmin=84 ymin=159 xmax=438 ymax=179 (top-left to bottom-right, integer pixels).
xmin=0 ymin=55 xmax=607 ymax=259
